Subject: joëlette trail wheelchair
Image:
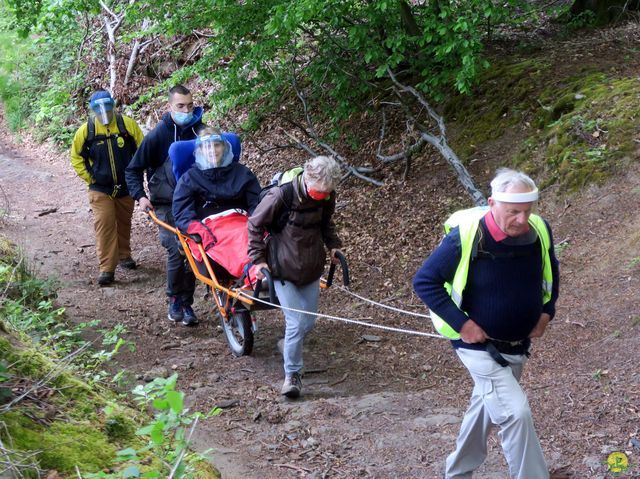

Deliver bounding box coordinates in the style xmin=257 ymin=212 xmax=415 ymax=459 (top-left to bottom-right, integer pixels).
xmin=148 ymin=133 xmax=349 ymax=356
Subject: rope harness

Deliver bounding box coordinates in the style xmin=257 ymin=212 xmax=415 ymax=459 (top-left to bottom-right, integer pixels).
xmin=237 ymin=285 xmax=447 ymax=339
xmin=238 ymin=278 xmax=530 ymax=369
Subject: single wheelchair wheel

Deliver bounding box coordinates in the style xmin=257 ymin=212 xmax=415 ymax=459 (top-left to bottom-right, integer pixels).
xmin=219 ymin=309 xmax=254 ymax=357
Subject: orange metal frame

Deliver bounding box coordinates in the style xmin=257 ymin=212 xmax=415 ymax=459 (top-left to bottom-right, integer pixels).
xmin=147 ymin=210 xmax=255 ymax=317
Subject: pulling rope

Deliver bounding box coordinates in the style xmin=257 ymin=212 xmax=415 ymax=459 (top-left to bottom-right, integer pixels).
xmin=332 ymin=284 xmax=432 ymax=319
xmin=237 ymin=290 xmax=447 ymax=339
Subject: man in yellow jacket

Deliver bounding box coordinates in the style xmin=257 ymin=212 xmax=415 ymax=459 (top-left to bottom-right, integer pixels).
xmin=70 ymin=90 xmax=144 ymax=285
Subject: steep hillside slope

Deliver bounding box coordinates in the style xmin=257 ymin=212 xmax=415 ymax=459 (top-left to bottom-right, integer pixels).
xmin=0 ymin=22 xmax=638 ymax=478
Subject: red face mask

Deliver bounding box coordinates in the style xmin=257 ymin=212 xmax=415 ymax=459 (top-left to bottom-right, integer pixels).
xmin=307 ymin=187 xmax=331 ymax=201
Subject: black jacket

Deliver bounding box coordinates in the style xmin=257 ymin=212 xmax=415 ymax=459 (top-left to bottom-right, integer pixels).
xmin=125 ymin=107 xmax=204 ymax=204
xmin=173 ymin=163 xmax=262 ymax=233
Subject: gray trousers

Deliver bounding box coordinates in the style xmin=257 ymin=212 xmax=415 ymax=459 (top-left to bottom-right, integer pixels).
xmin=274 ymin=279 xmax=320 ymax=376
xmin=445 ymin=348 xmax=549 ymax=479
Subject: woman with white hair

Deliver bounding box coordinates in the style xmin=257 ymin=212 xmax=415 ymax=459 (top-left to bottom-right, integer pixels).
xmin=248 ymin=156 xmax=345 ymax=398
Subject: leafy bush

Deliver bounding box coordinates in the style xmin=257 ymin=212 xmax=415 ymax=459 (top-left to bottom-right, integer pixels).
xmin=0 ymin=2 xmax=85 ymax=144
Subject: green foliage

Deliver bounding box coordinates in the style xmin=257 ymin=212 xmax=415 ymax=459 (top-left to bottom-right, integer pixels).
xmin=128 ymin=0 xmax=524 ymax=131
xmin=0 ymin=0 xmax=91 ymax=143
xmin=0 ymin=241 xmax=217 ymax=477
xmin=0 ymin=251 xmax=132 ymax=386
xmin=2 ymin=0 xmax=539 ymax=149
xmin=84 ymin=374 xmax=222 ymax=479
xmin=566 ymin=10 xmax=597 ymax=30
xmin=0 ymin=30 xmax=29 ymax=131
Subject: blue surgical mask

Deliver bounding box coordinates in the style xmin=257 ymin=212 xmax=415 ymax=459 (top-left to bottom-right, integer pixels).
xmin=172 ymin=111 xmax=193 ymax=126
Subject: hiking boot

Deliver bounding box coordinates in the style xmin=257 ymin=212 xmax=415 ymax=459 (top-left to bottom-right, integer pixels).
xmin=182 ymin=305 xmax=199 ymax=327
xmin=281 ymin=372 xmax=302 ymax=398
xmin=167 ymin=296 xmax=183 ymax=322
xmin=97 ymin=272 xmax=114 ymax=286
xmin=119 ymin=257 xmax=137 ymax=270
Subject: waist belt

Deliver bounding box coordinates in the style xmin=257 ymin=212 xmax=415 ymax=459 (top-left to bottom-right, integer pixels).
xmin=485 ymin=339 xmax=529 ymax=367
xmin=486 ymin=342 xmax=509 ymax=367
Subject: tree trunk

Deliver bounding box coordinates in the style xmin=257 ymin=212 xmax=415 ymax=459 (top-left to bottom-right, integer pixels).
xmin=419 ymin=132 xmax=487 ymax=206
xmin=398 ymin=0 xmax=421 ymax=37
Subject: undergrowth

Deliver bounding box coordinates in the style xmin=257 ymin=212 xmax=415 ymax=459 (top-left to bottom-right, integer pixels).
xmin=0 ymin=237 xmax=221 ymax=478
xmin=446 ymin=54 xmax=640 ymax=192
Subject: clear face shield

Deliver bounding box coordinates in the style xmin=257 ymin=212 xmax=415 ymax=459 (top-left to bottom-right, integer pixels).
xmin=91 ymin=98 xmax=114 ymax=125
xmin=194 ymin=134 xmax=229 ymax=170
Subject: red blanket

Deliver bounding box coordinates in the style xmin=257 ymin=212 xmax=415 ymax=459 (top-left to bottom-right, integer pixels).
xmin=186 ymin=211 xmax=258 ymax=285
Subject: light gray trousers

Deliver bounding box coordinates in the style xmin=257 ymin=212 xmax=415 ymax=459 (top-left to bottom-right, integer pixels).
xmin=274 ymin=279 xmax=320 ymax=376
xmin=445 ymin=348 xmax=549 ymax=479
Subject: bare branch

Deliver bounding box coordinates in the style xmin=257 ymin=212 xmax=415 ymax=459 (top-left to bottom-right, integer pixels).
xmin=291 ymin=74 xmax=317 ymax=137
xmin=193 ymin=29 xmax=217 ymax=38
xmin=124 ymin=18 xmax=154 ymax=88
xmin=98 ymin=0 xmax=119 ymax=21
xmin=282 ymin=131 xmax=319 ymax=157
xmin=387 ymin=68 xmax=487 ymax=206
xmin=282 ymin=132 xmax=384 ymax=186
xmin=376 ymin=108 xmax=426 ymax=163
xmin=100 ymin=1 xmax=126 ymax=93
xmin=257 ymin=143 xmax=302 ymax=156
xmin=387 ymin=67 xmax=446 ymax=136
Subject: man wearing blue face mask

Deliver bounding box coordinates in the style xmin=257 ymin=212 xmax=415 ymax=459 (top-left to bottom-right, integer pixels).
xmin=125 ymin=85 xmax=205 ymax=324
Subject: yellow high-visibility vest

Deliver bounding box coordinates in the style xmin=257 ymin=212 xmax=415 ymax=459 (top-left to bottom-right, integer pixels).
xmin=431 ymin=207 xmax=553 ymax=339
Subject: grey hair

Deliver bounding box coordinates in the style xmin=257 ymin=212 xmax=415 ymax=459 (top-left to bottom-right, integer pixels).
xmin=303 ymin=156 xmax=342 ymax=191
xmin=490 ymin=168 xmax=537 ymax=195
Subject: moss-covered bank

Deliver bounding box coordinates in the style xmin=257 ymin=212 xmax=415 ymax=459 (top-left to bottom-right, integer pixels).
xmin=446 ymin=52 xmax=640 ymax=191
xmin=0 ymin=238 xmax=220 ymax=478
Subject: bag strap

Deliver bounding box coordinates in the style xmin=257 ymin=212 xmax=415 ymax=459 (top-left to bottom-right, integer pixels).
xmin=80 ymin=118 xmax=95 ymax=162
xmin=115 ymin=113 xmax=138 ymax=154
xmin=115 ymin=113 xmax=127 ymax=136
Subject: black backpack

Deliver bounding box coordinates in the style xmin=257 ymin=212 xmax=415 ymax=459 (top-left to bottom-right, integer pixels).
xmin=80 ymin=113 xmax=137 ymax=163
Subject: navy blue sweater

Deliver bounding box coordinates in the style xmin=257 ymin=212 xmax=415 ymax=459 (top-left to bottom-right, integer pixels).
xmin=413 ymin=218 xmax=559 ymax=351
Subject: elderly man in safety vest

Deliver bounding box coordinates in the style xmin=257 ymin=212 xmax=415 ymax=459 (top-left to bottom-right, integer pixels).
xmin=413 ymin=168 xmax=560 ymax=479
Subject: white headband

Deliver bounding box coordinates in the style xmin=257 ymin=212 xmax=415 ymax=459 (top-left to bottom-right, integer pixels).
xmin=492 ymin=188 xmax=539 ymax=203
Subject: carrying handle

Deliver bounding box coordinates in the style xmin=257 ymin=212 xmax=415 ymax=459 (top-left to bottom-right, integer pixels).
xmin=253 ymin=268 xmax=277 ymax=304
xmin=327 ymin=250 xmax=350 ymax=287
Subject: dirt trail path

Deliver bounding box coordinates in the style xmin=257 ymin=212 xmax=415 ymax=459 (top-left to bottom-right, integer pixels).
xmin=0 ymin=129 xmax=638 ymax=478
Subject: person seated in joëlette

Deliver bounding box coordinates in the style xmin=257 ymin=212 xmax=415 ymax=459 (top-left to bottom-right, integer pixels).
xmin=172 ymin=128 xmax=261 ymax=281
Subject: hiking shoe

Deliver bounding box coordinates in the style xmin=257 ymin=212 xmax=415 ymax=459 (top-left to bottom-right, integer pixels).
xmin=167 ymin=297 xmax=183 ymax=322
xmin=281 ymin=372 xmax=302 ymax=398
xmin=182 ymin=305 xmax=199 ymax=327
xmin=119 ymin=257 xmax=137 ymax=270
xmin=97 ymin=272 xmax=114 ymax=286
